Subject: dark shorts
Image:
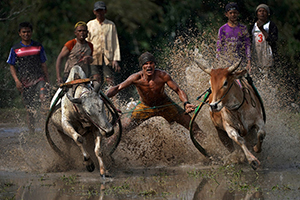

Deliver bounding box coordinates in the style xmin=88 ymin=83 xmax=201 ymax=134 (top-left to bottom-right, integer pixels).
xmin=22 ymin=80 xmax=46 ymax=110
xmin=90 ymin=64 xmax=113 ymax=79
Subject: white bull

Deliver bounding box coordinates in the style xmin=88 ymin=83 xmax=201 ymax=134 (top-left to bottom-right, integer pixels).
xmin=48 ymin=65 xmax=114 ymax=177
xmin=195 ymin=59 xmax=266 ymax=170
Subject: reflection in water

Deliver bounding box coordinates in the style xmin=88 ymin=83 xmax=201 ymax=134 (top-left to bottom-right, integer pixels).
xmin=193 ymin=173 xmax=263 ymax=200
xmin=1 ymin=166 xmax=300 ymax=200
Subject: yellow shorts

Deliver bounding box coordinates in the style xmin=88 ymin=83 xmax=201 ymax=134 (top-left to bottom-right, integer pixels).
xmin=130 ymin=98 xmax=184 ymax=123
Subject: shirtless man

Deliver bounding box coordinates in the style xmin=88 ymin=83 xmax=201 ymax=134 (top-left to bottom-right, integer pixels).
xmin=106 ymin=52 xmax=206 ymax=154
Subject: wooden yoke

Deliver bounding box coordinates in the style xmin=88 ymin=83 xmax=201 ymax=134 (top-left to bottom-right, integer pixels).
xmin=59 ymin=78 xmax=95 ymax=88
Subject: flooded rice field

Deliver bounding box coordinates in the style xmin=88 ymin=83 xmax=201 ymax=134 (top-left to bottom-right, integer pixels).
xmin=1 ymin=45 xmax=300 ymax=199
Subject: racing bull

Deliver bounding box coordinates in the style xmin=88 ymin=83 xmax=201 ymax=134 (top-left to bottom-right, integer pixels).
xmin=46 ymin=65 xmax=118 ymax=178
xmin=194 ymin=59 xmax=266 ymax=170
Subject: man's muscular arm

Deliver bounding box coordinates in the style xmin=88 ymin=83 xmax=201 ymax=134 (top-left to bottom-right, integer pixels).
xmin=164 ymin=72 xmax=196 ymax=113
xmin=106 ymin=73 xmax=138 ymax=97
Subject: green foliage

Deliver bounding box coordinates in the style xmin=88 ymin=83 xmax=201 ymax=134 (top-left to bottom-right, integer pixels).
xmin=0 ymin=0 xmax=299 ymax=108
xmin=104 ymin=180 xmax=132 ymax=195
xmin=60 ymin=174 xmax=77 ymax=185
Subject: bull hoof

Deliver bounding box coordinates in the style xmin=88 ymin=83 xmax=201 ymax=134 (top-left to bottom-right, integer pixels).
xmin=101 ymin=172 xmax=113 ymax=179
xmin=259 ymin=135 xmax=265 ymax=142
xmin=250 ymin=160 xmax=259 ymax=170
xmin=101 ymin=174 xmax=106 ymax=180
xmin=86 ymin=162 xmax=95 ymax=172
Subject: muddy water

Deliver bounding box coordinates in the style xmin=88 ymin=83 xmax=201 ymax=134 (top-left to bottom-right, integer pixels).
xmin=1 ymin=163 xmax=300 ymax=200
xmin=1 ymin=40 xmax=300 ymax=199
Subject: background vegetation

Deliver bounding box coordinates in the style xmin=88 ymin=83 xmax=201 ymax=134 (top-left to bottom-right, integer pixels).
xmin=0 ymin=0 xmax=299 ymax=108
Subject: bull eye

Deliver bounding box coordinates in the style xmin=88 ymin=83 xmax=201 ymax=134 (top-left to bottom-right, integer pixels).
xmin=223 ymin=80 xmax=228 ymax=87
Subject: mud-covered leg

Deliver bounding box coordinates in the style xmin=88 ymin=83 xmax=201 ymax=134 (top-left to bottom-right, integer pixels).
xmin=225 ymin=124 xmax=260 ymax=170
xmin=216 ymin=127 xmax=234 ymax=153
xmin=253 ymin=128 xmax=266 ymax=153
xmin=62 ymin=120 xmax=94 ymax=172
xmin=94 ymin=134 xmax=106 ymax=178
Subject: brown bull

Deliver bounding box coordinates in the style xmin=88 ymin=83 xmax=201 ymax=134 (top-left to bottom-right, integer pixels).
xmin=195 ymin=59 xmax=266 ymax=170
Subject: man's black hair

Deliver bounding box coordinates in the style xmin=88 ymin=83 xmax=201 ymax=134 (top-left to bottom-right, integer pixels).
xmin=18 ymin=22 xmax=33 ymax=32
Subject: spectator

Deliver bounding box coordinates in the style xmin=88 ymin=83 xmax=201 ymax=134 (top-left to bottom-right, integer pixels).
xmin=56 ymin=21 xmax=93 ymax=84
xmin=216 ymin=2 xmax=251 ymax=73
xmin=7 ymin=22 xmax=49 ymax=134
xmin=87 ymin=1 xmax=121 ymax=88
xmin=250 ymin=4 xmax=278 ymax=76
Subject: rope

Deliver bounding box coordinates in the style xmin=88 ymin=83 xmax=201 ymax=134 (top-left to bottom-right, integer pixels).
xmin=45 ymin=88 xmax=67 ymax=157
xmin=196 ymin=88 xmax=211 ymax=104
xmin=245 ymin=74 xmax=266 ymax=122
xmin=189 ymin=89 xmax=211 ymax=157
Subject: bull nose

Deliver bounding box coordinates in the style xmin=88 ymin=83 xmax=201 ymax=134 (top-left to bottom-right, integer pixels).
xmin=210 ymin=103 xmax=217 ymax=110
xmin=209 ymin=101 xmax=223 ymax=111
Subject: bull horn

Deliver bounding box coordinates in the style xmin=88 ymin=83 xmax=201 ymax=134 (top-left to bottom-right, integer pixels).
xmin=66 ymin=93 xmax=82 ymax=104
xmin=194 ymin=58 xmax=211 ymax=74
xmin=228 ymin=58 xmax=242 ymax=73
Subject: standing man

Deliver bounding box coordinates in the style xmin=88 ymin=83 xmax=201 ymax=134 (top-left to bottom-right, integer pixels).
xmin=106 ymin=52 xmax=207 ymax=156
xmin=216 ymin=2 xmax=251 ymax=73
xmin=250 ymin=4 xmax=278 ymax=77
xmin=56 ymin=21 xmax=93 ymax=84
xmin=87 ymin=1 xmax=121 ymax=87
xmin=7 ymin=22 xmax=49 ymax=134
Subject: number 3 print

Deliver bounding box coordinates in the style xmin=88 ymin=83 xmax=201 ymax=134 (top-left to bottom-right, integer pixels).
xmin=257 ymin=33 xmax=263 ymax=43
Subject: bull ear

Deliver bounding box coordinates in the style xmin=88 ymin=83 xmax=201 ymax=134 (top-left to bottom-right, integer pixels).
xmin=194 ymin=58 xmax=211 ymax=74
xmin=66 ymin=93 xmax=82 ymax=104
xmin=234 ymin=69 xmax=247 ymax=79
xmin=228 ymin=58 xmax=242 ymax=73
